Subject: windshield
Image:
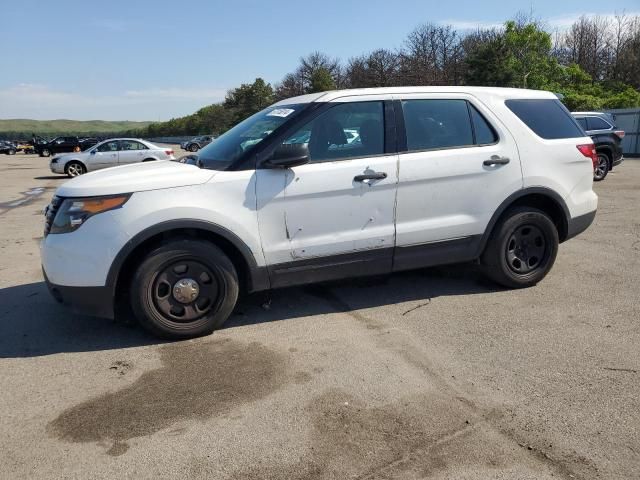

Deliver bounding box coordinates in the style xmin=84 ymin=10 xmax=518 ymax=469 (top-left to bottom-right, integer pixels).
xmin=197 ymin=104 xmax=306 ymax=170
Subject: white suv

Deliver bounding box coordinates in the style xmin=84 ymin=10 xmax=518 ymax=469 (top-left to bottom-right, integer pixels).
xmin=41 ymin=87 xmax=598 ymax=339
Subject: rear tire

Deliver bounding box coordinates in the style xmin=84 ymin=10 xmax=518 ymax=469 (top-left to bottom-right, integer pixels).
xmin=593 ymin=153 xmax=609 ymax=181
xmin=41 ymin=148 xmax=51 ymax=157
xmin=8 ymin=148 xmax=16 ymax=155
xmin=189 ymin=144 xmax=199 ymax=152
xmin=481 ymin=207 xmax=558 ymax=288
xmin=130 ymin=239 xmax=239 ymax=339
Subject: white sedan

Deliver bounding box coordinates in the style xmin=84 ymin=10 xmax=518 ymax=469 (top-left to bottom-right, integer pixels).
xmin=49 ymin=138 xmax=176 ymax=177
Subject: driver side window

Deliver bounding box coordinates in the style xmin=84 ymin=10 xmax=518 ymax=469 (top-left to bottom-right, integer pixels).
xmin=97 ymin=141 xmax=119 ymax=152
xmin=282 ymin=101 xmax=384 ymax=163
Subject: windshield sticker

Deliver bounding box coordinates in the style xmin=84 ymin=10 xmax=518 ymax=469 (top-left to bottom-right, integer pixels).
xmin=267 ymin=108 xmax=295 ymax=118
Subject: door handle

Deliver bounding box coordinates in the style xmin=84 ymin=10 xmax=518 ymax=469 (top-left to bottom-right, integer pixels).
xmin=354 ymin=172 xmax=387 ymax=182
xmin=483 ymin=156 xmax=510 ymax=166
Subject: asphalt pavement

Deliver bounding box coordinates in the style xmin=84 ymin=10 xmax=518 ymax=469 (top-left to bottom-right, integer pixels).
xmin=0 ymin=153 xmax=638 ymax=479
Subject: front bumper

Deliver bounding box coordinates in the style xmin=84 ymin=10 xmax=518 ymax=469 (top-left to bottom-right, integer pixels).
xmin=49 ymin=161 xmax=64 ymax=174
xmin=44 ymin=270 xmax=114 ymax=318
xmin=566 ymin=210 xmax=597 ymax=241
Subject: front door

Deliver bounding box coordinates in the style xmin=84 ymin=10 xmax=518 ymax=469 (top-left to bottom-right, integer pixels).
xmin=256 ymin=99 xmax=399 ymax=287
xmin=89 ymin=140 xmax=119 ymax=169
xmin=393 ymin=94 xmax=522 ymax=270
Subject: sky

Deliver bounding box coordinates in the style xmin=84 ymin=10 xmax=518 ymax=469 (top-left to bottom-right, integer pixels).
xmin=0 ymin=0 xmax=638 ymax=121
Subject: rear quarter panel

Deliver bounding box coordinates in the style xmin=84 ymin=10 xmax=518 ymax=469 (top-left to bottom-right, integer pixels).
xmin=488 ymin=97 xmax=597 ymax=218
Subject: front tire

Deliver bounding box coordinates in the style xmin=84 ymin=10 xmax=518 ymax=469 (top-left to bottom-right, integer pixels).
xmin=8 ymin=148 xmax=16 ymax=155
xmin=593 ymin=153 xmax=609 ymax=181
xmin=481 ymin=207 xmax=559 ymax=288
xmin=130 ymin=239 xmax=239 ymax=339
xmin=65 ymin=161 xmax=86 ymax=177
xmin=41 ymin=148 xmax=51 ymax=157
xmin=189 ymin=144 xmax=199 ymax=152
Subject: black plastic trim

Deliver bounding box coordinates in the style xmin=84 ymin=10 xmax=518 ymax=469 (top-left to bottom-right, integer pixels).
xmin=393 ymin=235 xmax=483 ymax=272
xmin=566 ymin=210 xmax=596 ymax=241
xmin=106 ymin=219 xmax=269 ymax=294
xmin=393 ymin=100 xmax=408 ymax=152
xmin=478 ymin=187 xmax=571 ymax=249
xmin=268 ymin=248 xmax=393 ymax=288
xmin=383 ymin=100 xmax=397 ymax=154
xmin=44 ymin=271 xmax=115 ymax=319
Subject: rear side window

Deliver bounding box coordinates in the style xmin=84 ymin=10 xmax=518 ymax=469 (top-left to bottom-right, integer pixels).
xmin=469 ymin=104 xmax=498 ymax=144
xmin=402 ymin=99 xmax=474 ymax=151
xmin=587 ymin=117 xmax=612 ymax=130
xmin=505 ymin=99 xmax=584 ymax=139
xmin=120 ymin=140 xmax=147 ymax=150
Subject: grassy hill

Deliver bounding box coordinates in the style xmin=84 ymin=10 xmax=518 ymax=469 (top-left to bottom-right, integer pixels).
xmin=0 ymin=119 xmax=153 ymax=139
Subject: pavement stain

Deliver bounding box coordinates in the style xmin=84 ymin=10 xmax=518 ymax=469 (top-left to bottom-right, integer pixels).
xmin=48 ymin=338 xmax=290 ymax=455
xmin=229 ymin=389 xmax=517 ymax=480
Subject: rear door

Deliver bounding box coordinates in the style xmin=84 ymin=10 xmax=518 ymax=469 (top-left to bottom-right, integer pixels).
xmin=118 ymin=140 xmax=148 ymax=165
xmin=393 ymin=94 xmax=522 ymax=270
xmin=256 ymin=98 xmax=399 ymax=287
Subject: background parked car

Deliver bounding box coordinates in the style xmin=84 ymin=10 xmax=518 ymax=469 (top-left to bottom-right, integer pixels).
xmin=0 ymin=140 xmax=17 ymax=155
xmin=50 ymin=138 xmax=175 ymax=177
xmin=16 ymin=142 xmax=35 ymax=154
xmin=34 ymin=136 xmax=99 ymax=157
xmin=572 ymin=112 xmax=625 ymax=181
xmin=181 ymin=135 xmax=214 ymax=152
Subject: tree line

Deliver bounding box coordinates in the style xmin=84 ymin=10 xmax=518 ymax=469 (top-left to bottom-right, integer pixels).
xmin=132 ymin=13 xmax=640 ymax=138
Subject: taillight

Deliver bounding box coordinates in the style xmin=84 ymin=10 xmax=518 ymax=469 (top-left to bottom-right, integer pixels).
xmin=577 ymin=144 xmax=598 ymax=171
xmin=165 ymin=149 xmax=174 ymax=156
xmin=614 ymin=130 xmax=625 ymax=139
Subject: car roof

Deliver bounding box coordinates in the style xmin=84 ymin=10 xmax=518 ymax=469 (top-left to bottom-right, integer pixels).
xmin=572 ymin=111 xmax=613 ymax=117
xmin=272 ymin=86 xmax=557 ymax=106
xmin=98 ymin=137 xmax=149 ymax=142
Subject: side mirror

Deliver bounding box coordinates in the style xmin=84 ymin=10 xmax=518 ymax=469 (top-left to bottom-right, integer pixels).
xmin=90 ymin=150 xmax=96 ymax=154
xmin=177 ymin=154 xmax=203 ymax=167
xmin=265 ymin=144 xmax=310 ymax=169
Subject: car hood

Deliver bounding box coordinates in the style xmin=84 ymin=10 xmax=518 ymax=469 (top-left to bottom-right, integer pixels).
xmin=54 ymin=151 xmax=91 ymax=162
xmin=55 ymin=160 xmax=216 ymax=197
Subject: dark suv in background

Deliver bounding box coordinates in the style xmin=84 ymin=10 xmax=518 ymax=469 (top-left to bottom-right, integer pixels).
xmin=34 ymin=136 xmax=99 ymax=157
xmin=572 ymin=112 xmax=624 ymax=181
xmin=181 ymin=135 xmax=214 ymax=152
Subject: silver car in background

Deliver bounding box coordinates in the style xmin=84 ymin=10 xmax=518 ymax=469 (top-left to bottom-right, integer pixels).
xmin=49 ymin=138 xmax=176 ymax=177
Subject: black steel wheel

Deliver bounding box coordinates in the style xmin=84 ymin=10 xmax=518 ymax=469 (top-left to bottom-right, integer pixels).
xmin=152 ymin=259 xmax=220 ymax=322
xmin=481 ymin=207 xmax=558 ymax=288
xmin=130 ymin=239 xmax=238 ymax=339
xmin=505 ymin=224 xmax=547 ymax=275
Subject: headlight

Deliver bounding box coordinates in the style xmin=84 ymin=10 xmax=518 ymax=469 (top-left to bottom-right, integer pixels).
xmin=51 ymin=158 xmax=58 ymax=164
xmin=49 ymin=194 xmax=130 ymax=234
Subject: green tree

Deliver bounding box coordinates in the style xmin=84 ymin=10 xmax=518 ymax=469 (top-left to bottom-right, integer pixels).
xmin=308 ymin=67 xmax=336 ymax=93
xmin=465 ymin=35 xmax=515 ymax=86
xmin=503 ymin=20 xmax=557 ymax=89
xmin=224 ymin=78 xmax=274 ymax=123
